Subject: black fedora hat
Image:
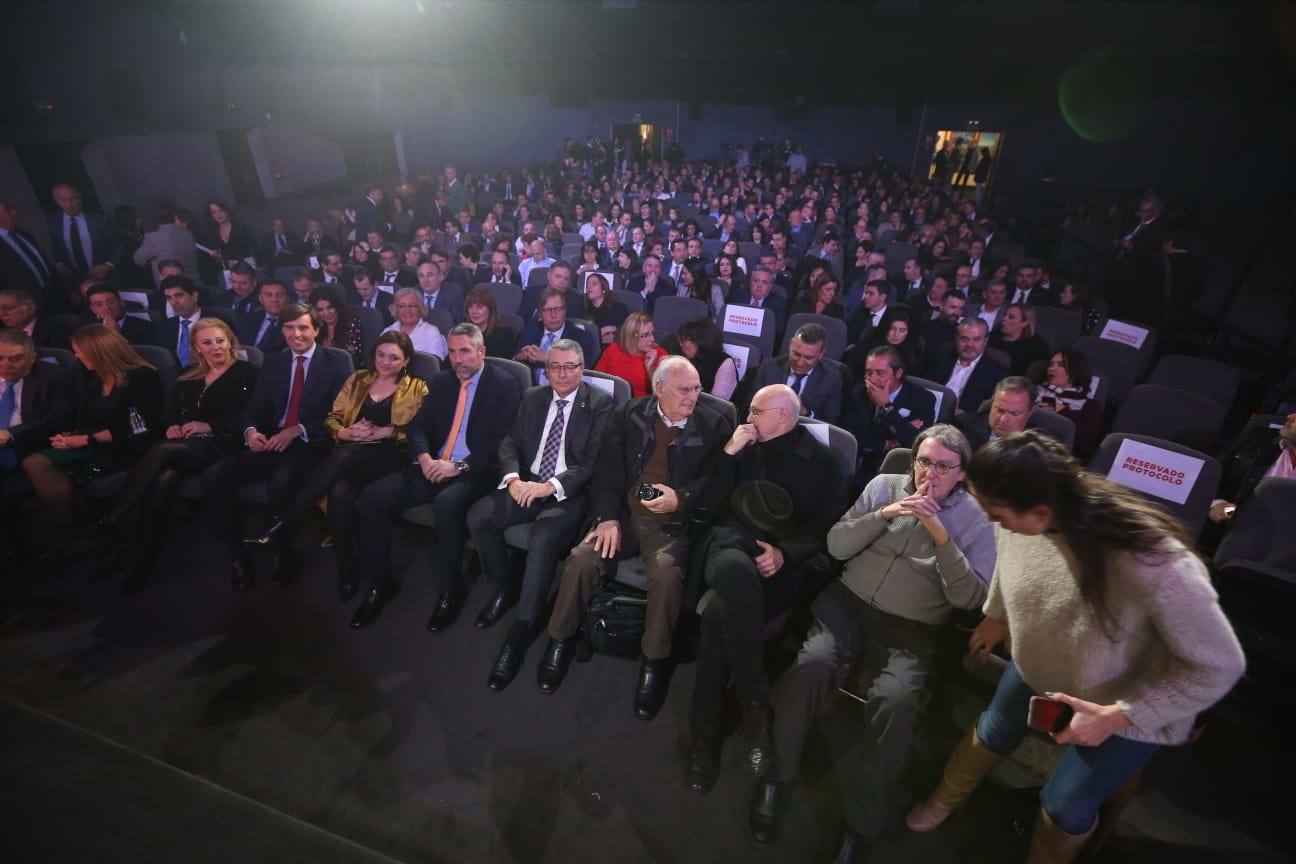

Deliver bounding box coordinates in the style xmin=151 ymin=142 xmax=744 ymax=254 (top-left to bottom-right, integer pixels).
xmin=731 ymin=480 xmax=795 ymax=537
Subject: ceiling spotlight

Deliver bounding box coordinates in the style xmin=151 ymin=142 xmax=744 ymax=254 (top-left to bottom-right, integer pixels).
xmin=33 ymin=101 xmax=55 ymax=112
xmin=225 ymin=102 xmax=239 ymax=111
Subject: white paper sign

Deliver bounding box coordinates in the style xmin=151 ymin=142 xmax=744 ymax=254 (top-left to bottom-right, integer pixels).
xmin=721 ymin=304 xmax=766 ymax=338
xmin=924 ymin=387 xmax=945 ymax=420
xmin=585 ymin=375 xmax=615 ymax=397
xmin=722 ymin=342 xmax=751 ymax=379
xmin=308 ymin=255 xmax=320 ymax=270
xmin=1087 ymin=375 xmax=1102 ymax=399
xmin=119 ymin=290 xmax=151 ymax=311
xmin=1099 ymin=319 xmax=1149 ymax=350
xmin=803 ymin=421 xmax=830 ymax=447
xmin=1106 ymin=438 xmax=1204 ymax=505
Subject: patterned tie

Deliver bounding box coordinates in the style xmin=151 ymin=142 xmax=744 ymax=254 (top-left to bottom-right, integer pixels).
xmin=178 ymin=319 xmax=191 ymax=366
xmin=536 ymin=398 xmax=568 ymax=481
xmin=69 ymin=215 xmax=89 ymax=272
xmin=282 ymin=355 xmax=306 ymax=430
xmin=440 ymin=378 xmax=470 ymax=461
xmin=791 ymin=372 xmax=806 ymax=394
xmin=0 ymin=381 xmax=16 ymax=469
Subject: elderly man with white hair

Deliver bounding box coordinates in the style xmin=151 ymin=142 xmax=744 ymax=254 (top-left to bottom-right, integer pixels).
xmin=536 ymin=355 xmax=733 ymax=720
xmin=684 ymin=384 xmax=851 ymax=796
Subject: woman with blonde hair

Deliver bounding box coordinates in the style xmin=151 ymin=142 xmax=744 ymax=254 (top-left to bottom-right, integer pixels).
xmin=991 ymin=303 xmax=1051 ymax=375
xmin=247 ymin=331 xmax=428 ymax=605
xmin=593 ymin=312 xmax=660 ymax=397
xmin=89 ymin=318 xmax=257 ymax=591
xmin=382 ymin=286 xmax=448 ymax=358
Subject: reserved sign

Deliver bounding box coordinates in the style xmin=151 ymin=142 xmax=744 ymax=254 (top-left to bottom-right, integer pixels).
xmin=722 ymin=342 xmax=752 ymax=379
xmin=1107 ymin=438 xmax=1203 ymax=505
xmin=722 ymin=304 xmax=767 ymax=338
xmin=1099 ymin=319 xmax=1150 ymax=350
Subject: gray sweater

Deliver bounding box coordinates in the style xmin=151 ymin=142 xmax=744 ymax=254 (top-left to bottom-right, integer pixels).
xmin=827 ymin=473 xmax=995 ymax=625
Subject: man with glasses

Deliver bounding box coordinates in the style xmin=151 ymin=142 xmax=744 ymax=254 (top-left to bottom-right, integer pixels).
xmin=375 ymin=245 xmax=417 ymax=292
xmin=537 ymin=356 xmax=733 ymax=721
xmin=757 ymin=424 xmax=995 ymax=857
xmin=512 ymin=287 xmax=595 ymax=385
xmin=466 ymin=340 xmax=614 ymax=690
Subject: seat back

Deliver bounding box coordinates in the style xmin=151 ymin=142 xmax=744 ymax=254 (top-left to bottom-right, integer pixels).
xmin=498 ymin=313 xmax=525 ymax=337
xmin=906 ymin=375 xmax=957 ymax=423
xmin=236 ymin=346 xmax=265 ymax=368
xmin=36 ymin=347 xmax=77 ymax=371
xmin=1215 ymin=477 xmax=1296 ymax=571
xmin=568 ymin=318 xmax=601 ymax=366
xmin=719 ymin=303 xmax=776 ymax=358
xmin=348 ymin=306 xmax=386 ymax=361
xmin=483 ymin=282 xmax=523 ymax=316
xmin=1093 ymin=318 xmax=1158 ymax=377
xmin=485 ymin=355 xmax=532 ymax=393
xmin=698 ymin=391 xmax=737 ymax=427
xmin=1072 ymin=336 xmax=1142 ymax=406
xmin=1088 ymin=433 xmax=1221 ymax=540
xmin=560 ymin=243 xmax=582 ymax=262
xmin=781 ymin=313 xmax=849 ymax=361
xmin=884 ymin=242 xmax=918 ymax=274
xmin=1148 ymin=355 xmax=1241 ymax=411
xmin=582 ymin=369 xmax=632 ymax=407
xmin=612 ymin=289 xmax=644 ymax=314
xmin=1112 ymin=384 xmax=1227 ymax=453
xmin=561 ymin=232 xmax=584 ymax=246
xmin=1026 ymin=406 xmax=1077 ymax=451
xmin=721 ymin=340 xmax=763 ymax=385
xmin=133 ymin=345 xmax=181 ymax=417
xmin=525 ymin=266 xmax=550 ymax=288
xmin=410 ymin=350 xmax=441 ymax=382
xmin=427 ymin=308 xmax=454 ymax=337
xmin=798 ymin=418 xmax=858 ymax=477
xmin=983 ymin=346 xmax=1012 ymax=370
xmin=653 ymin=296 xmax=711 ymax=339
xmin=879 ymin=446 xmax=912 ymax=475
xmin=1032 ymin=307 xmax=1084 ymax=351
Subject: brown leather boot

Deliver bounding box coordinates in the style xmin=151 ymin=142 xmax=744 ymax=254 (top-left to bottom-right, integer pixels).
xmin=1025 ymin=807 xmax=1096 ymax=863
xmin=904 ymin=727 xmax=1005 ymax=832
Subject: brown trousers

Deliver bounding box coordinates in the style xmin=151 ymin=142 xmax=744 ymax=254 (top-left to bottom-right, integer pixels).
xmin=546 ymin=514 xmax=689 ymax=659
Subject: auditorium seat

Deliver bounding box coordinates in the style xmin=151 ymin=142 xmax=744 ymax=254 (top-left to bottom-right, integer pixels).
xmin=906 ymin=376 xmax=957 ymax=424
xmin=483 ymin=283 xmax=523 ymax=317
xmin=1111 ymin=384 xmax=1227 ymax=453
xmin=780 ymin=313 xmax=848 ymax=360
xmin=1088 ymin=433 xmax=1221 ymax=541
xmin=653 ymin=297 xmax=711 ymax=341
xmin=1147 ymin=355 xmax=1241 ymax=411
xmin=879 ymin=447 xmax=912 ymax=475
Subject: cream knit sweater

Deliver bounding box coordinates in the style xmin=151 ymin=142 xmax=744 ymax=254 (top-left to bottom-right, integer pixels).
xmin=984 ymin=526 xmax=1245 ymax=746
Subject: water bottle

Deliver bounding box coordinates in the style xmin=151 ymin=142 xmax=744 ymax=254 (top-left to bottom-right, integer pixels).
xmin=128 ymin=406 xmax=148 ymax=437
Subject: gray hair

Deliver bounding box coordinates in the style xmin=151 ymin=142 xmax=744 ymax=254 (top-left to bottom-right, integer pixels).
xmin=0 ymin=328 xmax=35 ymax=353
xmin=911 ymin=423 xmax=973 ymax=486
xmin=392 ymin=286 xmax=426 ymax=315
xmin=652 ymin=354 xmax=695 ymax=390
xmin=994 ymin=375 xmax=1037 ymax=402
xmin=547 ymin=337 xmax=585 ymax=366
xmin=750 ymin=264 xmax=775 ymax=282
xmin=957 ymin=316 xmax=989 ymax=337
xmin=448 ymin=321 xmax=484 ymax=348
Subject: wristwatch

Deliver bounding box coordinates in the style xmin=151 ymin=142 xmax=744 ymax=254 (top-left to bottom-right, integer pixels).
xmin=454 ymin=460 xmax=470 ymax=473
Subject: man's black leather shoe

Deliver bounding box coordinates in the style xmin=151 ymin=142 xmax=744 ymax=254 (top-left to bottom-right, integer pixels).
xmin=633 ymin=657 xmax=670 ymax=721
xmin=748 ymin=778 xmax=785 ymax=847
xmin=487 ymin=641 xmax=523 ymax=691
xmin=536 ymin=637 xmax=575 ymax=694
xmin=684 ymin=736 xmax=720 ymax=794
xmin=350 ymin=585 xmax=399 ymax=629
xmin=473 ymin=589 xmax=515 ymax=629
xmin=740 ymin=700 xmax=776 ymax=779
xmin=828 ymin=829 xmax=871 ymax=864
xmin=425 ymin=590 xmax=463 ymax=632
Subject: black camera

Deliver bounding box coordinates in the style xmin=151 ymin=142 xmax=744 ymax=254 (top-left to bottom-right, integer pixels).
xmin=636 ymin=482 xmax=663 ymax=501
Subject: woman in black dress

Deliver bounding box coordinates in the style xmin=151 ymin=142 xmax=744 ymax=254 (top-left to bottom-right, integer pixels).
xmin=991 ymin=303 xmax=1052 ymax=375
xmin=311 ymin=284 xmax=366 ymax=370
xmin=22 ymin=324 xmax=163 ymax=550
xmin=790 ymin=271 xmax=847 ymax=320
xmin=96 ymin=318 xmax=256 ymax=591
xmin=463 ymin=288 xmax=518 ymax=359
xmin=246 ymin=331 xmax=428 ymax=604
xmin=197 ymin=198 xmax=258 ymax=286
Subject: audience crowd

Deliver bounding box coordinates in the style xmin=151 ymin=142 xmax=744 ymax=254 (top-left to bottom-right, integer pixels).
xmin=1 ymin=135 xmax=1278 ymax=863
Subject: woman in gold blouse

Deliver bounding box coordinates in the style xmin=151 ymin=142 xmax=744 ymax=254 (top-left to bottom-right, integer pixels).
xmin=246 ymin=330 xmax=428 ymax=601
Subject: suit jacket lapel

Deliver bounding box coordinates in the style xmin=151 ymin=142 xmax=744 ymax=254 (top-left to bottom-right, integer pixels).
xmin=564 ymin=382 xmax=590 ymax=463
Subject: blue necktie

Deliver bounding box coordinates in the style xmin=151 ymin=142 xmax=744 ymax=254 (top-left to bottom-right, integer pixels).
xmin=178 ymin=319 xmax=191 ymax=366
xmin=0 ymin=382 xmax=16 ymax=469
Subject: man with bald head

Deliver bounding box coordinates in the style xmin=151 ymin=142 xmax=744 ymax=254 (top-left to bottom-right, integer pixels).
xmin=684 ymin=384 xmax=850 ymax=795
xmin=46 ymin=184 xmax=118 ymax=282
xmin=537 ymin=355 xmax=733 ymax=721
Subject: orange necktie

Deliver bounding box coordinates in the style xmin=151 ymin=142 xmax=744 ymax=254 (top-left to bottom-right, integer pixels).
xmin=440 ymin=378 xmax=470 ymax=461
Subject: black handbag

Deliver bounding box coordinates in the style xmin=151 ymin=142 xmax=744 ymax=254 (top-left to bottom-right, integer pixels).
xmin=580 ymin=587 xmax=648 ymax=658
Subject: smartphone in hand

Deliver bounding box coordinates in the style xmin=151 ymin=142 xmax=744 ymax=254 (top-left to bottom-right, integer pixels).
xmin=1027 ymin=695 xmax=1074 ymax=735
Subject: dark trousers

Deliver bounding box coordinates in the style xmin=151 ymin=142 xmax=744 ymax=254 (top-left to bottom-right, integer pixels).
xmin=689 ymin=546 xmax=805 ymax=738
xmin=108 ymin=438 xmax=226 ymax=567
xmin=546 ymin=513 xmax=688 ymax=660
xmin=769 ymin=581 xmax=940 ymax=840
xmin=276 ymin=442 xmax=403 ymax=570
xmin=466 ymin=486 xmax=586 ymax=626
xmin=201 ymin=440 xmax=333 ymax=565
xmin=355 ymin=467 xmax=492 ymax=595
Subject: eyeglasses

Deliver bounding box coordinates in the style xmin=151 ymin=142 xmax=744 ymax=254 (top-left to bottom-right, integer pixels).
xmin=915 ymin=455 xmax=962 ymax=475
xmin=667 ymin=381 xmax=703 ymax=396
xmin=748 ymin=406 xmax=782 ymax=417
xmin=544 ymin=362 xmax=582 ymax=374
xmin=540 ymin=306 xmax=565 ymax=315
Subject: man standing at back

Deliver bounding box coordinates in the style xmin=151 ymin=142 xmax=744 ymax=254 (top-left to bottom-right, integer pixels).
xmin=133 ymin=204 xmax=200 ymax=288
xmin=46 ymin=184 xmax=118 ymax=284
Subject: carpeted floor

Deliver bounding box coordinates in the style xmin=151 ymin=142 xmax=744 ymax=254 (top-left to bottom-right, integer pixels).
xmin=0 ymin=522 xmax=1291 ymax=863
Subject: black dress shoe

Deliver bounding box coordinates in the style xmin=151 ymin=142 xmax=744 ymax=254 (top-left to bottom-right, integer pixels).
xmin=425 ymin=590 xmax=464 ymax=632
xmin=684 ymin=736 xmax=720 ymax=795
xmin=536 ymin=636 xmax=575 ymax=694
xmin=633 ymin=657 xmax=671 ymax=721
xmin=245 ymin=516 xmax=287 ymax=547
xmin=269 ymin=553 xmax=298 ymax=587
xmin=473 ymin=589 xmax=515 ymax=629
xmin=748 ymin=778 xmax=785 ymax=847
xmin=740 ymin=700 xmax=776 ymax=779
xmin=350 ymin=586 xmax=398 ymax=630
xmin=828 ymin=829 xmax=871 ymax=864
xmin=337 ymin=568 xmax=357 ymax=603
xmin=231 ymin=560 xmax=253 ymax=593
xmin=487 ymin=641 xmax=523 ymax=691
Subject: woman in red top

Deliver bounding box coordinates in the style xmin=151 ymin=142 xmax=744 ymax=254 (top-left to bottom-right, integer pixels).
xmin=594 ymin=312 xmax=660 ymax=397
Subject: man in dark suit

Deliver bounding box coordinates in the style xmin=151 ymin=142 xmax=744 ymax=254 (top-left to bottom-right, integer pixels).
xmin=0 ymin=289 xmax=71 ymax=349
xmin=1110 ymin=195 xmax=1170 ymax=325
xmin=484 ymin=249 xmax=523 ymax=287
xmin=223 ymin=261 xmax=261 ymax=316
xmin=236 ymin=280 xmax=292 ymax=355
xmin=924 ymin=318 xmax=1009 ymax=415
xmin=920 ymin=292 xmax=966 ymax=359
xmin=86 ymin=284 xmax=153 ymax=345
xmin=893 ymin=257 xmax=930 ymax=305
xmin=0 ymin=329 xmax=76 ymax=463
xmin=349 ymin=271 xmax=395 ymax=325
xmin=351 ymin=323 xmax=524 ymax=630
xmin=154 ymin=275 xmax=236 ymax=365
xmin=624 ymin=254 xmax=675 ymax=316
xmin=353 ymin=184 xmax=385 ymax=241
xmin=853 ymin=345 xmax=937 ymax=463
xmin=0 ymin=199 xmax=55 ymax=300
xmin=537 ymin=356 xmax=734 ymax=721
xmin=729 ymin=265 xmax=788 ymax=347
xmin=1209 ymin=410 xmax=1296 ymax=524
xmin=513 ymin=288 xmax=596 ymax=385
xmin=415 ymin=260 xmax=465 ymax=324
xmin=301 ymin=219 xmax=337 ymax=265
xmin=845 ymin=278 xmax=891 ymax=345
xmin=1008 ymin=263 xmax=1059 ymax=307
xmin=46 ymin=184 xmax=119 ymax=283
xmin=518 ymin=260 xmax=585 ymax=323
xmin=310 ymin=251 xmax=354 ymax=296
xmin=467 ymin=340 xmax=615 ymax=690
xmin=261 ymin=217 xmax=304 ymax=269
xmin=374 ymin=246 xmax=417 ymax=292
xmin=751 ymin=323 xmax=845 ymax=424
xmin=201 ymin=304 xmax=353 ymax=591
xmin=908 ymin=274 xmax=953 ymax=324
xmin=685 ymin=383 xmax=850 ymax=795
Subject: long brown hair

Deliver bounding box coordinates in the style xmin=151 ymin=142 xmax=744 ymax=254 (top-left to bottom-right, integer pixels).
xmin=71 ymin=323 xmax=154 ymax=390
xmin=463 ymin=287 xmax=499 ymax=333
xmin=179 ymin=318 xmax=241 ymax=382
xmin=968 ymin=429 xmax=1192 ymax=636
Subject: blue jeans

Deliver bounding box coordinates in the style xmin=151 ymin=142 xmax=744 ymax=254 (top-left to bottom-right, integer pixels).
xmin=975 ymin=661 xmax=1161 ymax=835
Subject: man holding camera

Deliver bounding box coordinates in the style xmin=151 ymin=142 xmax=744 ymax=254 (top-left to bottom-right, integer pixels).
xmin=537 ymin=356 xmax=733 ymax=720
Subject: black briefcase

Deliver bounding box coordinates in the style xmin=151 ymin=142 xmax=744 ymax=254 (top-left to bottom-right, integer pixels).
xmin=580 ymin=587 xmax=648 ymax=658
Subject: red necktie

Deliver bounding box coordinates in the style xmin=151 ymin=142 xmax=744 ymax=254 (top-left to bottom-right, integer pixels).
xmin=283 ymin=355 xmax=306 ymax=430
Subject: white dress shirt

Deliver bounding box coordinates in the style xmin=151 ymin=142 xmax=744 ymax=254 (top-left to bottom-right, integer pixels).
xmin=499 ymin=389 xmax=575 ymax=500
xmin=944 ymin=352 xmax=983 ymax=399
